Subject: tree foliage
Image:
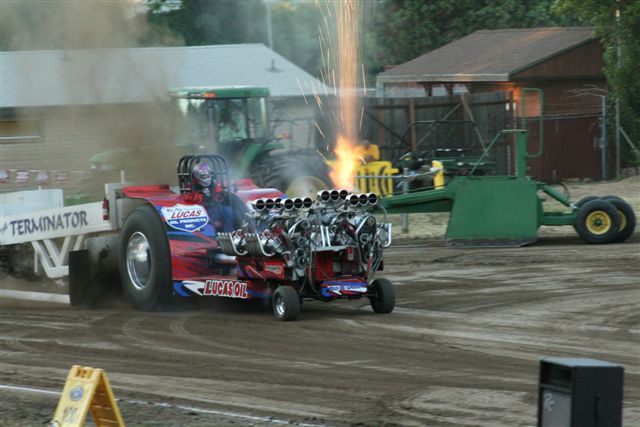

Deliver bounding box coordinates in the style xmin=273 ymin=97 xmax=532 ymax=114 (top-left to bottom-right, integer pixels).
xmin=147 ymin=0 xmax=267 ymax=46
xmin=373 ymin=0 xmax=579 ymax=67
xmin=147 ymin=0 xmax=324 ymax=75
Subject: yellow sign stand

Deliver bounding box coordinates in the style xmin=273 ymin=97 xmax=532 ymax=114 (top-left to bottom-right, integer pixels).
xmin=51 ymin=365 xmax=125 ymax=427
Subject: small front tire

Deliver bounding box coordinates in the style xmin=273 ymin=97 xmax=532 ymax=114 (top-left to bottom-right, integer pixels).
xmin=369 ymin=278 xmax=395 ymax=314
xmin=575 ymin=200 xmax=621 ymax=244
xmin=272 ymin=286 xmax=300 ymax=321
xmin=602 ymin=196 xmax=636 ymax=243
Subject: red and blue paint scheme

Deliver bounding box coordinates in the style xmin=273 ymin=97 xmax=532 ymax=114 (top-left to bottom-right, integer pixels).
xmin=122 ymin=178 xmax=282 ymax=301
xmin=71 ymin=154 xmax=392 ymax=320
xmin=114 ymin=154 xmax=389 ymax=321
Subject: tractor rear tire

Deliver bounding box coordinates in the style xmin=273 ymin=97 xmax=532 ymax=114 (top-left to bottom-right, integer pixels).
xmin=272 ymin=286 xmax=300 ymax=321
xmin=602 ymin=196 xmax=636 ymax=243
xmin=252 ymin=153 xmax=330 ymax=197
xmin=119 ymin=205 xmax=173 ymax=311
xmin=575 ymin=200 xmax=621 ymax=245
xmin=369 ymin=278 xmax=395 ymax=314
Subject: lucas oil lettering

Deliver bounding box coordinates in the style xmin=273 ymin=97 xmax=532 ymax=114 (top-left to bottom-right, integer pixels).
xmin=180 ymin=279 xmax=249 ymax=299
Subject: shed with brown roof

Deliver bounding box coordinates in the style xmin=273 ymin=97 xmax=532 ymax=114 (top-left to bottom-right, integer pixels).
xmin=377 ymin=27 xmax=609 ymax=180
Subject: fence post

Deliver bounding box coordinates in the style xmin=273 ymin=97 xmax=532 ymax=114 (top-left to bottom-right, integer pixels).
xmin=401 ymin=168 xmax=409 ymax=233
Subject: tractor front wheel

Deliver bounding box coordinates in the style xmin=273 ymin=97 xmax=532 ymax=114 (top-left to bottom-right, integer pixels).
xmin=369 ymin=278 xmax=395 ymax=314
xmin=575 ymin=200 xmax=621 ymax=244
xmin=272 ymin=286 xmax=300 ymax=321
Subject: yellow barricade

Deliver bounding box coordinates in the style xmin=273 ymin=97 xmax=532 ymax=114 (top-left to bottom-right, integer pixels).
xmin=354 ymin=161 xmax=398 ymax=196
xmin=432 ymin=160 xmax=445 ymax=189
xmin=51 ymin=365 xmax=125 ymax=427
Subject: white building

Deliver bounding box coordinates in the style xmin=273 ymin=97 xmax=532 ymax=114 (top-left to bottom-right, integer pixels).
xmin=0 ymin=44 xmax=330 ymax=192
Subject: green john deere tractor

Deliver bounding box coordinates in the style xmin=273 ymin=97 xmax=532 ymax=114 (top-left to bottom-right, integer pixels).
xmin=89 ymin=86 xmax=329 ymax=196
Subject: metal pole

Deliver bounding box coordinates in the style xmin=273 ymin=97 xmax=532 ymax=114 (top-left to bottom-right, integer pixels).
xmin=616 ymin=97 xmax=621 ymax=178
xmin=265 ymin=1 xmax=274 ymax=50
xmin=401 ymin=168 xmax=409 ymax=233
xmin=601 ymin=96 xmax=607 ymax=181
xmin=615 ymin=9 xmax=621 ymax=178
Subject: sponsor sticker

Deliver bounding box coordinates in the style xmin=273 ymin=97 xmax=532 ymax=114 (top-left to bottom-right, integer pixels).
xmin=181 ymin=279 xmax=249 ymax=299
xmin=321 ymin=281 xmax=368 ymax=297
xmin=161 ymin=204 xmax=209 ymax=232
xmin=263 ymin=261 xmax=285 ymax=278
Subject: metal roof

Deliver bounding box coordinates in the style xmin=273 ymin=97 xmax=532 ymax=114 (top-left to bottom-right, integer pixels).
xmin=377 ymin=27 xmax=596 ymax=83
xmin=0 ymin=44 xmax=330 ymax=108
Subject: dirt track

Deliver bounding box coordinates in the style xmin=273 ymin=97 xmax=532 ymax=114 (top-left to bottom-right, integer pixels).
xmin=2 ymin=177 xmax=640 ymax=426
xmin=1 ymin=233 xmax=639 ymax=426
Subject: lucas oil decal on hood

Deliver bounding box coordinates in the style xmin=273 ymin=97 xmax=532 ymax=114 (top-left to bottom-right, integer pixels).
xmin=161 ymin=204 xmax=209 ymax=232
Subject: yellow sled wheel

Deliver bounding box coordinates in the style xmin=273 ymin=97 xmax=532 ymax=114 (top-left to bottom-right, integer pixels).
xmin=575 ymin=200 xmax=621 ymax=244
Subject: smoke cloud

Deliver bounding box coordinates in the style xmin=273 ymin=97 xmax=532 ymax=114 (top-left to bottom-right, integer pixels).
xmin=0 ymin=1 xmax=184 ymax=195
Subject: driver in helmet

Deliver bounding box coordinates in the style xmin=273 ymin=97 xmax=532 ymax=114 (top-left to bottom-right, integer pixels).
xmin=191 ymin=159 xmax=237 ymax=232
xmin=192 ymin=159 xmax=215 ymax=197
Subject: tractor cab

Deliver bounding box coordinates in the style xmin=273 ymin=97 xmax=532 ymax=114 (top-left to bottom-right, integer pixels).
xmin=170 ymin=86 xmax=282 ymax=169
xmin=88 ymin=85 xmax=330 ymax=199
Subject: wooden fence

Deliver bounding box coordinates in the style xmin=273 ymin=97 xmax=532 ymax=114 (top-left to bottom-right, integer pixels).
xmin=315 ymin=91 xmax=512 ymax=173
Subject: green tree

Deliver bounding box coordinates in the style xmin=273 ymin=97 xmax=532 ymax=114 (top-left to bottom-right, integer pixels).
xmin=146 ymin=1 xmax=325 ymax=76
xmin=271 ymin=1 xmax=323 ymax=76
xmin=374 ymin=0 xmax=579 ymax=67
xmin=147 ymin=0 xmax=267 ymax=46
xmin=554 ymin=0 xmax=640 ymax=168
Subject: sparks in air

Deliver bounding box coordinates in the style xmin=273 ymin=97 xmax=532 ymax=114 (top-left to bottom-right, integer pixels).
xmin=315 ymin=0 xmax=364 ymax=191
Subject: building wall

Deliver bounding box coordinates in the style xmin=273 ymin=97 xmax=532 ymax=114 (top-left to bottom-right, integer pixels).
xmin=1 ymin=103 xmax=175 ymax=191
xmin=471 ymin=79 xmax=606 ymax=180
xmin=525 ymin=115 xmax=608 ymax=181
xmin=1 ymin=99 xmax=321 ymax=193
xmin=471 ymin=79 xmax=605 ymax=117
xmin=512 ymin=40 xmax=604 ymax=80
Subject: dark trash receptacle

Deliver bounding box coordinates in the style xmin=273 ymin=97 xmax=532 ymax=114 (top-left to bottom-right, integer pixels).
xmin=538 ymin=357 xmax=623 ymax=427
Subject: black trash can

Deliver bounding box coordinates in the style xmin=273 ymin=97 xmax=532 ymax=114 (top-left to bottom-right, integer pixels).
xmin=538 ymin=357 xmax=623 ymax=427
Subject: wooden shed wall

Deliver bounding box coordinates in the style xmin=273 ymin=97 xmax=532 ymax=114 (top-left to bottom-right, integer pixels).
xmin=512 ymin=40 xmax=604 ymax=80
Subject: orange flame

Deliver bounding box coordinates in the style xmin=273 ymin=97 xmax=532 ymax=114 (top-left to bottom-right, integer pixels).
xmin=327 ymin=0 xmax=360 ymax=191
xmin=329 ymin=135 xmax=359 ymax=190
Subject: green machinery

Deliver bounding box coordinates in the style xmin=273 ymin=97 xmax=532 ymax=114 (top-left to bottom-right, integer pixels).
xmin=382 ymin=126 xmax=636 ymax=247
xmin=89 ymin=86 xmax=329 ymax=196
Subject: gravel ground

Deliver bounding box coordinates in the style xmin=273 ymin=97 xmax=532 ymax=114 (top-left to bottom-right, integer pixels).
xmin=1 ymin=176 xmax=638 ymax=426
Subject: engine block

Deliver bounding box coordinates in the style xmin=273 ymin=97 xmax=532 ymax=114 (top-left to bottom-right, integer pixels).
xmin=217 ymin=189 xmax=392 ymax=280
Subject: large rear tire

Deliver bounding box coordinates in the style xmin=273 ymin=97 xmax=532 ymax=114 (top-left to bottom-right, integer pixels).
xmin=602 ymin=196 xmax=636 ymax=243
xmin=369 ymin=278 xmax=395 ymax=314
xmin=251 ymin=152 xmax=330 ymax=197
xmin=119 ymin=205 xmax=173 ymax=311
xmin=272 ymin=286 xmax=300 ymax=321
xmin=575 ymin=200 xmax=621 ymax=244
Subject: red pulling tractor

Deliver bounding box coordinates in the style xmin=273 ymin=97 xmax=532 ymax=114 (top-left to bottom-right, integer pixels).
xmin=71 ymin=154 xmax=395 ymax=321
